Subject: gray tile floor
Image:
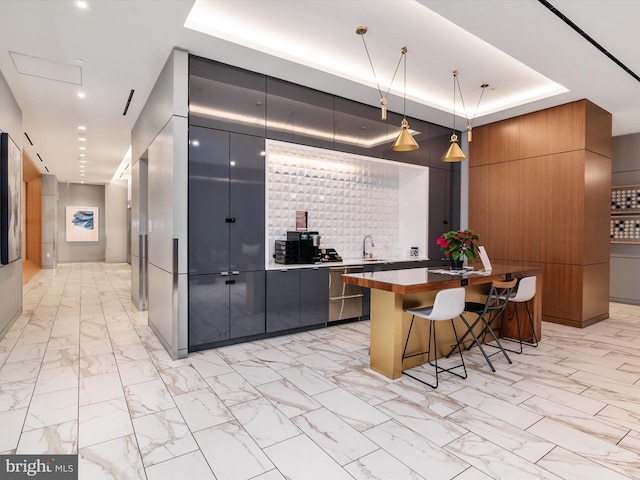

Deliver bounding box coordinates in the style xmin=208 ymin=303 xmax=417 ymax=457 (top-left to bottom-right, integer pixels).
xmin=1 ymin=262 xmax=640 ymax=479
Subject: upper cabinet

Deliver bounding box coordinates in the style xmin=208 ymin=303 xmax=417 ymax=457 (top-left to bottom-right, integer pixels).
xmin=189 ymin=56 xmax=266 ymax=137
xmin=188 ymin=127 xmax=265 ymax=275
xmin=266 ymin=78 xmax=334 ymax=150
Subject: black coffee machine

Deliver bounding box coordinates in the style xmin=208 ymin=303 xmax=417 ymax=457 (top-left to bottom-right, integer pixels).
xmin=274 ymin=231 xmax=321 ymax=264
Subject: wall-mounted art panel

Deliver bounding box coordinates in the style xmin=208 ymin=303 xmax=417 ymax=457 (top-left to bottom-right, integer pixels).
xmin=1 ymin=132 xmax=22 ymax=264
xmin=611 ymin=216 xmax=640 ymax=244
xmin=66 ymin=206 xmax=99 ymax=242
xmin=611 ymin=185 xmax=640 ymax=214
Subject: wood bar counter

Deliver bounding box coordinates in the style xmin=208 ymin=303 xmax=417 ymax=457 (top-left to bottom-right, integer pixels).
xmin=341 ymin=264 xmax=542 ymax=379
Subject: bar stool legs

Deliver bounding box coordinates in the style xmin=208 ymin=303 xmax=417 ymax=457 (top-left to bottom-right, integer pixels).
xmin=401 ymin=287 xmax=467 ymax=389
xmin=498 ymin=276 xmax=539 ymax=354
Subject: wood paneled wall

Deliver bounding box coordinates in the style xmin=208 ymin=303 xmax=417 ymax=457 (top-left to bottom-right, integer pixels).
xmin=469 ymin=100 xmax=612 ymax=328
xmin=23 ymin=151 xmax=42 ymax=267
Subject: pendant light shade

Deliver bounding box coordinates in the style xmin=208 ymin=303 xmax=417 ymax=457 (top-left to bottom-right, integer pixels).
xmin=442 ymin=70 xmax=465 ymax=163
xmin=392 ymin=119 xmax=419 ymax=151
xmin=441 ymin=133 xmax=466 ymax=162
xmin=390 ymin=47 xmax=419 ymax=152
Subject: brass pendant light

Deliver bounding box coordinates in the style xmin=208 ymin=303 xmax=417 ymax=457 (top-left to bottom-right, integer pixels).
xmin=391 ymin=47 xmax=419 ymax=152
xmin=442 ymin=70 xmax=466 ymax=162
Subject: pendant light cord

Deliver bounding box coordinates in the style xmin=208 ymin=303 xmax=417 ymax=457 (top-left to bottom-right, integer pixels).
xmin=402 ymin=48 xmax=407 ymax=119
xmin=360 ymin=35 xmax=404 ymax=102
xmin=455 ymin=74 xmax=488 ymax=131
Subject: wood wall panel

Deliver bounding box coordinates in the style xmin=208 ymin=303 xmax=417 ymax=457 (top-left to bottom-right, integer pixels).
xmin=469 ymin=99 xmax=611 ymax=328
xmin=582 ymin=262 xmax=610 ymax=323
xmin=23 ymin=150 xmax=42 ymax=267
xmin=469 ymin=117 xmax=520 ymax=166
xmin=519 ymin=100 xmax=585 ymax=159
xmin=585 ymin=100 xmax=613 ymax=158
xmin=26 ymin=177 xmax=42 ymax=266
xmin=584 ymin=151 xmax=612 ymax=264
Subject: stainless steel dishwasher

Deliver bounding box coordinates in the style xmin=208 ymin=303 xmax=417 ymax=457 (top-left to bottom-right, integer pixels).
xmin=328 ymin=266 xmax=363 ymax=322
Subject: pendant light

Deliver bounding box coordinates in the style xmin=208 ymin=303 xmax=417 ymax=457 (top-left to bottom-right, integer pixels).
xmin=356 ymin=25 xmax=404 ymax=120
xmin=391 ymin=47 xmax=419 ymax=152
xmin=441 ymin=70 xmax=466 ymax=162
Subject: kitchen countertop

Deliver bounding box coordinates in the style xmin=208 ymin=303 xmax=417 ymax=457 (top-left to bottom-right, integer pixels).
xmin=266 ymin=257 xmax=430 ymax=270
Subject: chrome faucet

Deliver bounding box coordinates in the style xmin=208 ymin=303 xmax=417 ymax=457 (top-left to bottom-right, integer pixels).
xmin=362 ymin=235 xmax=374 ymax=258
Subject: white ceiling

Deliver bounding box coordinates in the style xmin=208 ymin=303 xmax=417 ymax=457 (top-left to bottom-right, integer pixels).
xmin=0 ymin=0 xmax=638 ymax=185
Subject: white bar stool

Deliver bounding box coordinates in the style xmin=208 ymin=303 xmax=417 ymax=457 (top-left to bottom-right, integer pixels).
xmin=401 ymin=287 xmax=467 ymax=389
xmin=499 ymin=276 xmax=539 ymax=353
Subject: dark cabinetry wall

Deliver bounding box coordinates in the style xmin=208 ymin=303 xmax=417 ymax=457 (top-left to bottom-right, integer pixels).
xmin=188 ymin=55 xmax=460 ymax=349
xmin=188 ymin=125 xmax=266 ymax=350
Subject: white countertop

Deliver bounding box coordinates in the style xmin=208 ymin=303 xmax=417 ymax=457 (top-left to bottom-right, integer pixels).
xmin=266 ymin=257 xmax=430 ymax=270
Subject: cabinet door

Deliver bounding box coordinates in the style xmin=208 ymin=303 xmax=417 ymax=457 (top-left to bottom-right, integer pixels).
xmin=300 ymin=268 xmax=328 ymax=327
xmin=266 ymin=77 xmax=334 ymax=150
xmin=229 ymin=134 xmax=265 ymax=272
xmin=188 ymin=127 xmax=230 ymax=275
xmin=266 ymin=270 xmax=300 ymax=333
xmin=189 ymin=57 xmax=266 ymax=137
xmin=189 ymin=274 xmax=230 ymax=349
xmin=230 ymin=271 xmax=266 ymax=338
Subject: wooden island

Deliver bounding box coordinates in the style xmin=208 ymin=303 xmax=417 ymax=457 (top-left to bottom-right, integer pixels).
xmin=341 ymin=264 xmax=542 ymax=379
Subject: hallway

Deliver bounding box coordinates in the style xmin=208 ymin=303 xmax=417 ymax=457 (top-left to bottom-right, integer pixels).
xmin=1 ymin=263 xmax=640 ymax=479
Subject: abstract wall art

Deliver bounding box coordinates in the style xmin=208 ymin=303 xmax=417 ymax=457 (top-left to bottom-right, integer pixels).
xmin=1 ymin=132 xmax=22 ymax=264
xmin=66 ymin=206 xmax=99 ymax=242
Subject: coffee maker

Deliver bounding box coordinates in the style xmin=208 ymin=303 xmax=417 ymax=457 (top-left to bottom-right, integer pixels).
xmin=274 ymin=231 xmax=321 ymax=264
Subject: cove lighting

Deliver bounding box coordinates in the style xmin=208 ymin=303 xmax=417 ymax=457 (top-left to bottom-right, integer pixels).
xmin=184 ymin=0 xmax=568 ymax=119
xmin=190 ymin=104 xmax=419 ymax=147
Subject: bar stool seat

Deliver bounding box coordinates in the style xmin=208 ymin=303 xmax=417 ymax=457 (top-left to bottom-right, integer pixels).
xmin=401 ymin=287 xmax=467 ymax=389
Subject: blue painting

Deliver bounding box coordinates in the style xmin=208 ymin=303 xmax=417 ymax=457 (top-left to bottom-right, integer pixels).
xmin=66 ymin=206 xmax=99 ymax=242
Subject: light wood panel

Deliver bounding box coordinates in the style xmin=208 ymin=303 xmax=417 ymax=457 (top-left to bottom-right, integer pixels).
xmin=23 ymin=150 xmax=42 ymax=267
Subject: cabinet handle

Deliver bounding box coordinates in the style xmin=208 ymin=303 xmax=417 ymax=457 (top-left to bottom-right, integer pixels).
xmin=330 ymin=294 xmax=364 ymax=301
xmin=225 ymin=217 xmax=236 ymax=223
xmin=225 ymin=279 xmax=236 ymax=285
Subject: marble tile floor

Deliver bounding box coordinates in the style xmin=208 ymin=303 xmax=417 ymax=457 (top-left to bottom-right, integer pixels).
xmin=1 ymin=263 xmax=640 ymax=479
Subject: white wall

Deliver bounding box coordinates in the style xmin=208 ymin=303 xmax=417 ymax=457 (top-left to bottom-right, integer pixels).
xmin=105 ymin=180 xmax=128 ymax=263
xmin=57 ymin=183 xmax=105 ymax=263
xmin=0 ymin=69 xmax=22 ymax=337
xmin=132 ymin=48 xmax=188 ymax=359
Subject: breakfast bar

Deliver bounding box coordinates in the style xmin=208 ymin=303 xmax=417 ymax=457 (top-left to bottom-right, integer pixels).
xmin=341 ymin=264 xmax=543 ymax=379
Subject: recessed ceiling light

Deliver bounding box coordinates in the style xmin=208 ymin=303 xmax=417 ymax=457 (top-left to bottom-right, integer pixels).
xmin=76 ymin=1 xmax=88 ymax=9
xmin=79 ymin=138 xmax=86 ymax=142
xmin=78 ymin=125 xmax=86 ymax=131
xmin=79 ymin=146 xmax=86 ymax=150
xmin=80 ymin=173 xmax=85 ymax=176
xmin=80 ymin=181 xmax=84 ymax=184
xmin=77 ymin=92 xmax=85 ymax=99
xmin=79 ymin=154 xmax=86 ymax=157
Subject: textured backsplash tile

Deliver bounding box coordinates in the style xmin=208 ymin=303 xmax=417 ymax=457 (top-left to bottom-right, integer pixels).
xmin=267 ymin=141 xmax=427 ymax=262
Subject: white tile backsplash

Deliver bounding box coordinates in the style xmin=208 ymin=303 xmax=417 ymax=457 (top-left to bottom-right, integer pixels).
xmin=266 ymin=141 xmax=428 ymax=263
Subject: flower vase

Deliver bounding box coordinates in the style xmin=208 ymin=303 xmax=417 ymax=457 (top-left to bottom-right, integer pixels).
xmin=449 ymin=258 xmax=464 ymax=270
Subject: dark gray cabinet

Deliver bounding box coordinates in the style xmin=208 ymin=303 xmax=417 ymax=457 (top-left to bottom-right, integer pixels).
xmin=266 ymin=270 xmax=301 ymax=333
xmin=266 ymin=77 xmax=335 ymax=150
xmin=300 ymin=268 xmax=329 ymax=327
xmin=189 ymin=272 xmax=266 ymax=348
xmin=267 ymin=267 xmax=329 ymax=333
xmin=189 ymin=57 xmax=266 ymax=137
xmin=188 ymin=127 xmax=266 ymax=350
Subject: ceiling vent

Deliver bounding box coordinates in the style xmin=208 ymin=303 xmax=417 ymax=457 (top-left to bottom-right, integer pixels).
xmin=10 ymin=51 xmax=82 ymax=85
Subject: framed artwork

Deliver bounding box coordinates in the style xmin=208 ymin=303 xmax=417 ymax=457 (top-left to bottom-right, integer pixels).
xmin=66 ymin=206 xmax=99 ymax=242
xmin=1 ymin=132 xmax=22 ymax=265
